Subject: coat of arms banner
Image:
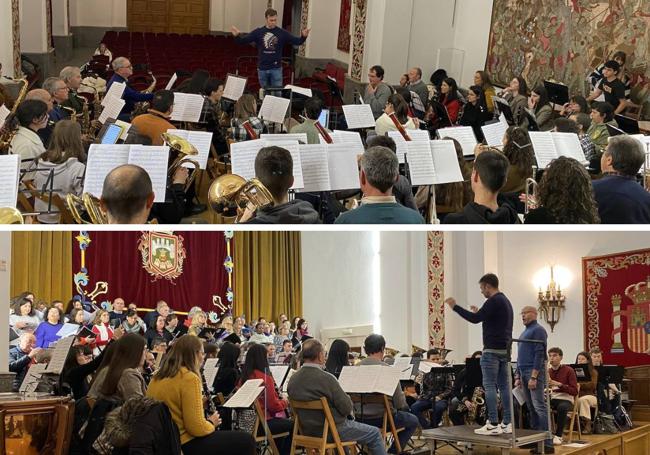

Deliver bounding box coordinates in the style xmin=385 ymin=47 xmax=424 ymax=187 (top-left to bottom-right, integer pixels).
xmin=72 ymin=231 xmax=230 ymax=315
xmin=583 ymin=248 xmax=650 ymax=367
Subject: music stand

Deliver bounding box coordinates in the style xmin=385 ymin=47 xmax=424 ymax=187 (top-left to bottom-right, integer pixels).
xmin=544 ymin=81 xmax=569 ymax=106
xmin=595 ymin=365 xmax=625 ymax=385
xmin=569 ymin=364 xmax=592 ymax=383
xmin=524 ymin=110 xmax=540 ymax=132
xmin=430 ymin=100 xmax=452 ymax=129
xmin=615 ymin=115 xmax=641 ymax=135
xmin=494 ymin=98 xmax=514 ymax=125
xmin=465 ymin=357 xmax=483 ymax=389
xmin=606 ymin=123 xmax=626 ymax=137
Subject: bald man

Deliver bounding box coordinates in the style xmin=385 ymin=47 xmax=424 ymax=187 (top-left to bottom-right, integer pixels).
xmin=515 ymin=306 xmax=552 ymax=453
xmin=9 ymin=333 xmax=42 ymax=392
xmin=100 ymin=164 xmax=155 ymax=224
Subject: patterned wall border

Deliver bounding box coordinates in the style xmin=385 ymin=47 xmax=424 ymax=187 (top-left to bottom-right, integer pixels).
xmin=427 ymin=231 xmax=445 ymax=349
xmin=350 ymin=0 xmax=367 ymax=82
xmin=46 ymin=0 xmax=53 ymax=50
xmin=11 ymin=0 xmax=20 ymax=77
xmin=298 ymin=0 xmax=309 ymax=57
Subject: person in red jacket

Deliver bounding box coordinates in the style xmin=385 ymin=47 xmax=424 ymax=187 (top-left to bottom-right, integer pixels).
xmin=91 ymin=310 xmax=114 ymax=354
xmin=548 ymin=347 xmax=578 ymax=445
xmin=239 ymin=344 xmax=293 ymax=455
xmin=439 ymin=77 xmax=462 ymax=124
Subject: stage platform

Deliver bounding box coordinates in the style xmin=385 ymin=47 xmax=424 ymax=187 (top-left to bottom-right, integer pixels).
xmin=420 ymin=425 xmax=548 ymax=454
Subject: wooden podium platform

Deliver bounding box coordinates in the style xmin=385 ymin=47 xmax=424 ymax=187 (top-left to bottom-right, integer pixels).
xmin=420 ymin=425 xmax=548 ymax=454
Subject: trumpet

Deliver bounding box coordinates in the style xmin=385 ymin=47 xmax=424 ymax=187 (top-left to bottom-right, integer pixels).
xmin=208 ymin=174 xmax=274 ymax=223
xmin=161 ymin=133 xmax=201 ymax=193
xmin=66 ymin=193 xmax=107 ymax=224
xmin=0 ymin=207 xmax=24 ymax=224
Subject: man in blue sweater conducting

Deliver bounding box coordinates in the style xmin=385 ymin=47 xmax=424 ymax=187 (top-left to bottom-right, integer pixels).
xmin=231 ymin=8 xmax=310 ymax=89
xmin=515 ymin=306 xmax=553 ymax=454
xmin=445 ymin=273 xmax=513 ymax=435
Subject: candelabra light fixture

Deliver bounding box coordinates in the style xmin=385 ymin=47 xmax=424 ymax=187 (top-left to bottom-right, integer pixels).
xmin=537 ymin=265 xmax=566 ymax=332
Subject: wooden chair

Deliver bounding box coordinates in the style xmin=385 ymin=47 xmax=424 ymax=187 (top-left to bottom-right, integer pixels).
xmin=350 ymin=393 xmax=405 ymax=453
xmin=251 ymin=400 xmax=290 ymax=455
xmin=289 ymin=397 xmax=358 ymax=455
xmin=567 ymin=384 xmax=583 ymax=443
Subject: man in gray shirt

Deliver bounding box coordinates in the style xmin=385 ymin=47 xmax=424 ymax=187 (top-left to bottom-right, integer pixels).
xmin=364 ymin=65 xmax=393 ymax=119
xmin=287 ymin=339 xmax=387 ymax=455
xmin=408 ymin=67 xmax=430 ymax=115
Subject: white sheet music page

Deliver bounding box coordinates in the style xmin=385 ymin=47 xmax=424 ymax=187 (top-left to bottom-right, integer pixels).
xmin=223 ymin=75 xmax=248 ymax=101
xmin=203 ymin=358 xmax=219 ymax=388
xmin=46 ymin=336 xmax=76 ymax=375
xmin=551 ymin=132 xmax=588 ymax=165
xmin=338 ymin=366 xmax=372 ymax=393
xmin=84 ymin=144 xmax=131 ymax=197
xmin=266 ymin=140 xmax=304 ymax=190
xmin=167 ymin=129 xmax=212 ymax=170
xmin=528 ymin=131 xmax=558 ymax=169
xmin=393 ymin=357 xmax=414 ymax=380
xmin=388 ymin=130 xmax=431 ymax=163
xmin=430 ymin=140 xmax=464 ymax=184
xmin=128 ymin=146 xmax=170 ymax=203
xmin=0 ymin=155 xmax=20 ymax=208
xmin=327 ymin=144 xmax=360 ymax=191
xmin=0 ymin=104 xmax=10 ymax=129
xmin=259 ymin=95 xmax=291 ymax=124
xmin=418 ymin=361 xmax=442 ymax=374
xmin=437 ymin=126 xmax=477 ymax=156
xmin=99 ymin=97 xmax=125 ymax=124
xmin=223 ymin=379 xmax=264 ymax=408
xmin=170 ymin=93 xmax=204 ymax=123
xmin=19 ymin=363 xmax=47 ymax=393
xmin=373 ymin=366 xmax=403 ymax=396
xmin=404 ymin=141 xmax=436 ymax=186
xmin=269 ymin=365 xmax=290 ymax=388
xmin=102 ymin=82 xmax=126 ymax=106
xmin=342 ymin=104 xmax=376 ymax=129
xmin=164 ymin=73 xmax=178 ymax=91
xmin=481 ymin=117 xmax=509 ymax=148
xmin=230 ymin=139 xmax=265 ymax=180
xmin=329 ymin=130 xmax=364 ymax=150
xmin=261 ymin=133 xmax=309 ymax=144
xmin=298 ymin=144 xmax=331 ymax=192
xmin=285 ymin=84 xmax=313 ymax=98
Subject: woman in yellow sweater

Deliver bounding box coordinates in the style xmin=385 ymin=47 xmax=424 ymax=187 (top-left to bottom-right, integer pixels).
xmin=147 ymin=335 xmax=256 ymax=455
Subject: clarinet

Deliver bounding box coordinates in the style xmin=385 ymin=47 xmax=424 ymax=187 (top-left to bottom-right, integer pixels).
xmin=200 ymin=366 xmax=217 ymax=417
xmin=389 ymin=112 xmax=412 ymax=141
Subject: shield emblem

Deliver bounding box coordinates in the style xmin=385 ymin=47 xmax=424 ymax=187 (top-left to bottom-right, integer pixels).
xmin=625 ymin=302 xmax=650 ymax=354
xmin=138 ymin=231 xmax=186 ymax=282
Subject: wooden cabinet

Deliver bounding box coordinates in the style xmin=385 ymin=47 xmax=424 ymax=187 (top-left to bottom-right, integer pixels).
xmin=626 ymin=365 xmax=650 ymax=422
xmin=127 ymin=0 xmax=210 ymax=34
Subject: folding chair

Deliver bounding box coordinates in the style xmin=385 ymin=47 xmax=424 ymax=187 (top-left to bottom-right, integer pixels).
xmin=567 ymin=384 xmax=583 ymax=443
xmin=350 ymin=393 xmax=405 ymax=453
xmin=252 ymin=400 xmax=290 ymax=455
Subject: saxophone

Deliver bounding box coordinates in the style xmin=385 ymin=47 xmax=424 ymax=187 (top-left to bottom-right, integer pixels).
xmin=81 ymin=99 xmax=91 ymax=135
xmin=131 ymin=71 xmax=157 ymax=119
xmin=466 ymin=386 xmax=485 ymax=425
xmin=0 ymin=77 xmax=29 ymax=153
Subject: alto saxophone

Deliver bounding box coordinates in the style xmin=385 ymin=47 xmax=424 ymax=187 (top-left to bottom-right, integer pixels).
xmin=466 ymin=386 xmax=485 ymax=425
xmin=0 ymin=77 xmax=29 ymax=153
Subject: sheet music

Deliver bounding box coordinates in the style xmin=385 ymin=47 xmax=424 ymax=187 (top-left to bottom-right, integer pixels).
xmin=482 ymin=115 xmax=509 ymax=147
xmin=56 ymin=323 xmax=81 ymax=338
xmin=285 ymin=84 xmax=312 ymax=98
xmin=19 ymin=364 xmax=47 ymax=393
xmin=167 ymin=129 xmax=212 ymax=169
xmin=261 ymin=133 xmax=309 ymax=145
xmin=269 ymin=365 xmax=290 ymax=389
xmin=512 ymin=385 xmax=527 ymax=405
xmin=431 ymin=140 xmax=464 ymax=184
xmin=282 ymin=368 xmax=294 ymax=393
xmin=230 ymin=139 xmax=265 ymax=180
xmin=99 ymin=97 xmax=125 ymax=124
xmin=338 ymin=365 xmax=401 ymax=396
xmin=223 ymin=379 xmax=264 ymax=408
xmin=128 ymin=146 xmax=170 ymax=203
xmin=528 ymin=131 xmax=559 ymax=169
xmin=83 ymin=144 xmax=131 ymax=197
xmin=266 ymin=140 xmax=304 ymax=190
xmin=0 ymin=155 xmax=20 ymax=208
xmin=203 ymin=358 xmax=219 ymax=389
xmin=259 ymin=95 xmax=291 ymax=124
xmin=102 ymin=82 xmax=126 ymax=106
xmin=298 ymin=145 xmax=331 ymax=192
xmin=342 ymin=104 xmax=376 ymax=129
xmin=437 ymin=126 xmax=477 ymax=156
xmin=114 ymin=120 xmax=132 ymax=141
xmin=0 ymin=104 xmax=10 ymax=129
xmin=393 ymin=357 xmax=414 ymax=380
xmin=46 ymin=336 xmax=76 ymax=374
xmin=223 ymin=75 xmax=248 ymax=101
xmin=388 ymin=130 xmax=431 ymax=163
xmin=165 ymin=73 xmax=178 ymax=91
xmin=417 ymin=361 xmax=442 ymax=374
xmin=405 ymin=141 xmax=436 ymax=186
xmin=170 ymin=93 xmax=204 ymax=123
xmin=327 ymin=144 xmax=361 ymax=190
xmin=329 ymin=130 xmax=364 ymax=150
xmin=551 ymin=132 xmax=588 ymax=165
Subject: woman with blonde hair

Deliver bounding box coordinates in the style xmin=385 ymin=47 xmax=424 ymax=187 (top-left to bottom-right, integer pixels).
xmin=188 ymin=311 xmax=208 ymax=337
xmin=91 ymin=309 xmax=114 ymax=353
xmin=230 ymin=94 xmax=263 ymax=141
xmin=147 ymin=335 xmax=255 ymax=454
xmin=33 ymin=120 xmax=86 ymax=223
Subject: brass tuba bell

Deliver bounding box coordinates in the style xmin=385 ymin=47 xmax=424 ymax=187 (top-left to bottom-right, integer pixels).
xmin=0 ymin=207 xmax=24 ymax=224
xmin=66 ymin=193 xmax=107 ymax=224
xmin=162 ymin=133 xmax=201 ymax=192
xmin=207 ymin=174 xmax=274 ymax=223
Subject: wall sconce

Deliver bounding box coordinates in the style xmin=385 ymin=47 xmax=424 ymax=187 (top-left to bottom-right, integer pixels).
xmin=536 ymin=265 xmax=567 ymax=332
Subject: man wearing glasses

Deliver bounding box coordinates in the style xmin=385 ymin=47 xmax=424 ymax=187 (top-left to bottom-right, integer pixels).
xmin=107 ymin=57 xmax=154 ymax=121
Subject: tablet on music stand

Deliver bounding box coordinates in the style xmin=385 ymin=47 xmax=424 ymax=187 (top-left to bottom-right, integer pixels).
xmin=615 ymin=115 xmax=641 ymax=135
xmin=318 ymin=109 xmax=330 ymax=129
xmin=544 ymin=80 xmax=570 ymax=106
xmin=569 ymin=364 xmax=592 ymax=382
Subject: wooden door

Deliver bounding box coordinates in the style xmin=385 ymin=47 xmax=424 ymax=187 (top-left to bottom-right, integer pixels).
xmin=127 ymin=0 xmax=169 ymax=33
xmin=168 ymin=0 xmax=209 ymax=34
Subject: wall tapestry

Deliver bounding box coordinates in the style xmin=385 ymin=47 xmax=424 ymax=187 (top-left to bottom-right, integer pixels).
xmin=337 ymin=0 xmax=351 ymax=52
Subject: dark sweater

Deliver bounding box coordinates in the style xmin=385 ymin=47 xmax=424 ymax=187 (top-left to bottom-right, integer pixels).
xmin=235 ymin=26 xmax=306 ymax=70
xmin=335 ymin=202 xmax=425 ymax=224
xmin=106 ymin=74 xmax=154 ymax=121
xmin=444 ymin=202 xmax=520 ymax=224
xmin=549 ymin=365 xmax=578 ymax=398
xmin=516 ymin=320 xmax=547 ymax=372
xmin=453 ymin=292 xmax=513 ymax=351
xmin=247 ymin=200 xmax=321 ymax=224
xmin=8 ymin=346 xmax=32 ymax=392
xmin=593 ymin=174 xmax=650 ymax=224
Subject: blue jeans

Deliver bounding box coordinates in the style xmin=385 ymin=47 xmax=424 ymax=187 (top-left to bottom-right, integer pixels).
xmin=410 ymin=398 xmax=448 ymax=428
xmin=480 ymin=351 xmax=512 ymax=425
xmin=520 ymin=368 xmax=552 ymax=447
xmin=337 ymin=419 xmax=387 ymax=455
xmin=258 ymin=67 xmax=283 ymax=89
xmin=363 ymin=411 xmax=419 ymax=453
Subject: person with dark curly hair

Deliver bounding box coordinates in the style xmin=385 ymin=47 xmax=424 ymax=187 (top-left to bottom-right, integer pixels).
xmin=501 ymin=127 xmax=535 ymax=195
xmin=524 ymin=156 xmax=600 ymax=224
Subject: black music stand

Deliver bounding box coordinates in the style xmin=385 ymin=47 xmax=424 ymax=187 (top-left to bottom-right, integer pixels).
xmin=569 ymin=364 xmax=593 ymax=383
xmin=606 ymin=123 xmax=626 ymax=137
xmin=494 ymin=99 xmax=515 ymax=125
xmin=544 ymin=81 xmax=569 ymax=106
xmin=524 ymin=109 xmax=540 ymax=132
xmin=595 ymin=365 xmax=625 ymax=384
xmin=615 ymin=115 xmax=641 ymax=135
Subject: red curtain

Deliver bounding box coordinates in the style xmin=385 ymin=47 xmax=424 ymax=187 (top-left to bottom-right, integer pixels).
xmin=71 ymin=231 xmax=229 ymax=315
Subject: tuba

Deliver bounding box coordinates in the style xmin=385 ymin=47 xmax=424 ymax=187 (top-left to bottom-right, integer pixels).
xmin=161 ymin=133 xmax=201 ymax=192
xmin=66 ymin=193 xmax=107 ymax=224
xmin=208 ymin=174 xmax=274 ymax=223
xmin=0 ymin=207 xmax=24 ymax=224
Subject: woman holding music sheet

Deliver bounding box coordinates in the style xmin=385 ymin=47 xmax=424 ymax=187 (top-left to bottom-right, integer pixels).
xmin=230 ymin=94 xmax=264 ymax=141
xmin=374 ymin=94 xmax=417 ymax=137
xmin=459 ymin=85 xmax=491 ymax=142
xmin=148 ymin=336 xmax=256 ymax=455
xmin=91 ymin=309 xmax=115 ymax=354
xmin=239 ymin=343 xmax=293 ymax=455
xmin=34 ymin=307 xmax=63 ymax=348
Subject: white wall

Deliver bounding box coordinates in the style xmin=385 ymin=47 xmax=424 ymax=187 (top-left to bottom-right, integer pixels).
xmin=52 ymin=0 xmax=69 ymax=36
xmin=304 ymin=0 xmax=350 ymax=66
xmin=0 ymin=1 xmax=16 ymax=78
xmin=69 ymin=0 xmax=127 ymax=27
xmin=0 ymin=232 xmax=10 ymax=372
xmin=20 ymin=0 xmax=48 ymax=53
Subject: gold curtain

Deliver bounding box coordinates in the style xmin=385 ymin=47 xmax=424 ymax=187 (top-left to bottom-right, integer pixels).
xmin=11 ymin=231 xmax=73 ymax=306
xmin=233 ymin=232 xmax=302 ymax=322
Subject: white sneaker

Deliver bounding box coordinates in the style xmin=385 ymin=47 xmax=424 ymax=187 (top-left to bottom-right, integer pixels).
xmin=500 ymin=423 xmax=512 ymax=434
xmin=474 ymin=421 xmax=503 ymax=435
xmin=553 ymin=436 xmax=563 ymax=445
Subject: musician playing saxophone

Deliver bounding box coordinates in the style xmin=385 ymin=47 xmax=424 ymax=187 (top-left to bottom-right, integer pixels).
xmin=448 ymin=351 xmax=484 ymax=426
xmin=60 ymin=67 xmax=85 ymax=113
xmin=107 ymin=57 xmax=154 ymax=121
xmin=290 ymin=97 xmax=330 ymax=144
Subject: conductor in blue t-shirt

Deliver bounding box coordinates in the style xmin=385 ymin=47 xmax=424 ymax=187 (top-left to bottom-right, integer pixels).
xmin=231 ymin=8 xmax=310 ymax=89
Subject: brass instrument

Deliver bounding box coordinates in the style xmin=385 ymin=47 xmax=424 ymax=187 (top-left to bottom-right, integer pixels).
xmin=524 ymin=177 xmax=538 ymax=215
xmin=161 ymin=133 xmax=201 ymax=192
xmin=131 ymin=72 xmax=157 ymax=119
xmin=208 ymin=174 xmax=274 ymax=223
xmin=66 ymin=193 xmax=107 ymax=224
xmin=0 ymin=207 xmax=24 ymax=224
xmin=0 ymin=77 xmax=29 ymax=153
xmin=411 ymin=345 xmax=426 ymax=356
xmin=60 ymin=106 xmax=78 ymax=123
xmin=81 ymin=99 xmax=91 ymax=135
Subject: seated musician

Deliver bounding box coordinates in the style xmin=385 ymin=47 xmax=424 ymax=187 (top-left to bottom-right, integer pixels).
xmin=436 ymin=78 xmax=462 ymax=124
xmin=589 ymin=348 xmax=619 ymax=415
xmin=230 ymin=94 xmax=264 ymax=141
xmin=449 ymin=351 xmax=484 ymax=426
xmin=94 ymin=42 xmax=113 ymax=62
xmin=500 ymin=126 xmax=534 ymax=196
xmin=166 ymin=313 xmax=187 ymax=339
xmin=498 ymin=76 xmax=529 ymax=128
xmin=8 ymin=333 xmax=42 ymax=392
xmin=407 ymin=67 xmax=430 ymax=115
xmin=249 ymin=322 xmax=274 ymax=344
xmin=131 ymin=90 xmax=175 ymax=146
xmin=147 ymin=335 xmax=256 ymax=455
xmin=290 ymin=97 xmax=330 ymax=144
xmin=145 ymin=314 xmax=174 ymax=349
xmin=474 ymin=70 xmax=496 ymax=113
xmin=335 ymin=146 xmax=425 ymax=224
xmin=556 ymin=116 xmax=597 ymax=169
xmin=59 ymin=66 xmax=85 ymax=113
xmin=366 ymin=135 xmax=417 ymax=211
xmin=8 ymin=99 xmax=48 ymax=177
xmin=358 ymin=335 xmax=418 ymax=452
xmin=287 ymin=339 xmax=389 ymax=455
xmin=527 ymin=84 xmax=554 ymax=131
xmin=43 ymin=77 xmax=72 ymax=123
xmin=587 ymin=60 xmax=627 ymax=115
xmin=239 ymin=343 xmax=293 ymax=455
xmin=593 ymin=136 xmax=650 ymax=224
xmin=107 ymin=57 xmax=154 ymax=121
xmin=586 ymin=102 xmax=614 ymax=155
xmin=365 ymin=65 xmax=393 ymax=120
xmin=243 ymin=146 xmax=320 ymax=224
xmin=575 ymin=351 xmax=598 ymax=434
xmin=100 ymin=164 xmax=155 ymax=224
xmin=214 ymin=341 xmax=241 ymax=398
xmin=374 ymin=94 xmax=417 ymax=137
xmin=559 ymin=95 xmax=590 ymax=118
xmin=444 ymin=150 xmax=520 ymax=224
xmin=410 ymin=348 xmax=453 ymax=429
xmin=202 ymin=78 xmax=228 ymax=155
xmin=459 ymin=85 xmax=491 ymax=142
xmin=547 ymin=347 xmax=578 ymax=445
